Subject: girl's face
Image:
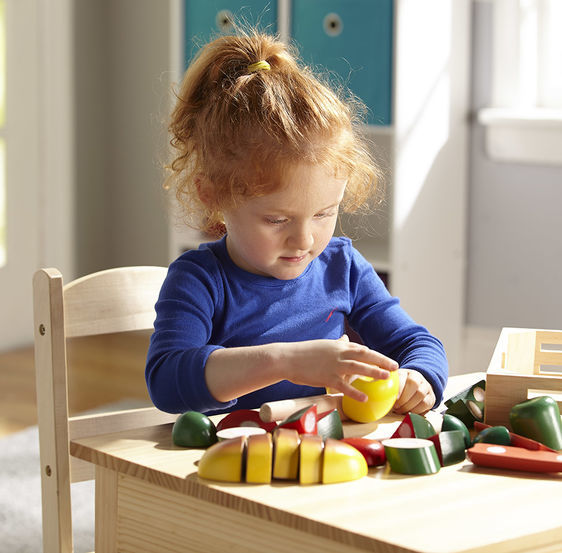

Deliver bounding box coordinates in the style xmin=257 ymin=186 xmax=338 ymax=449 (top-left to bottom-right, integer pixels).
xmin=223 ymin=163 xmax=347 ymax=280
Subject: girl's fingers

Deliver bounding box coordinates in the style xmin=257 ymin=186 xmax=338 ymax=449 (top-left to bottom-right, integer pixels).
xmin=393 ymin=369 xmax=435 ymax=414
xmin=344 ymin=345 xmax=398 ymax=372
xmin=341 ymin=360 xmax=391 ymax=381
xmin=332 ymin=381 xmax=368 ymax=402
xmin=394 ymin=390 xmax=434 ymax=414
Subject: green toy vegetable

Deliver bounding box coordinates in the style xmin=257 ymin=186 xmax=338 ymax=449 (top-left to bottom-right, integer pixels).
xmin=509 ymin=396 xmax=562 ymax=451
xmin=442 ymin=413 xmax=471 ymax=448
xmin=172 ymin=411 xmax=218 ymax=448
xmin=472 ymin=425 xmax=511 ymax=446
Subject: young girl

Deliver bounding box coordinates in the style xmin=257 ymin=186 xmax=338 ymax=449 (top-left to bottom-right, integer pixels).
xmin=146 ymin=31 xmax=448 ymax=417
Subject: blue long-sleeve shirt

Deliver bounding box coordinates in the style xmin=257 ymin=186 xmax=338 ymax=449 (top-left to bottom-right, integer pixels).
xmin=145 ymin=236 xmax=448 ymax=414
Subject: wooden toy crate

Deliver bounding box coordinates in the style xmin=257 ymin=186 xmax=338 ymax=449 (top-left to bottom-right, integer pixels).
xmin=484 ymin=327 xmax=562 ymax=427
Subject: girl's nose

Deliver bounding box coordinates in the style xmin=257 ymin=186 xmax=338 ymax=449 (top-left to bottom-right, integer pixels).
xmin=288 ymin=222 xmax=314 ymax=251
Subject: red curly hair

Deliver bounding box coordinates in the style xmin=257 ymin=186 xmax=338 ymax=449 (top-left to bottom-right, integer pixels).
xmin=166 ymin=30 xmax=381 ymax=236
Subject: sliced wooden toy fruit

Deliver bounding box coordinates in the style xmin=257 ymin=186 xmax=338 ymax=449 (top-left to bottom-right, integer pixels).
xmin=473 ymin=421 xmax=557 ymax=452
xmin=272 ymin=428 xmax=300 ymax=480
xmin=342 ymin=370 xmax=400 ymax=423
xmin=322 ymin=438 xmax=368 ymax=483
xmin=279 ymin=404 xmax=317 ymax=434
xmin=216 ymin=427 xmax=266 ymax=441
xmin=246 ymin=433 xmax=273 ymax=484
xmin=341 ymin=437 xmax=386 ymax=467
xmin=391 ymin=413 xmax=436 ymax=439
xmin=467 ymin=443 xmax=562 ymax=473
xmin=299 ymin=435 xmax=324 ymax=485
xmin=383 ymin=438 xmax=440 ymax=475
xmin=216 ymin=409 xmax=277 ymax=433
xmin=442 ymin=413 xmax=471 ymax=448
xmin=317 ymin=409 xmax=344 ymax=440
xmin=198 ymin=436 xmax=245 ymax=482
xmin=444 ymin=380 xmax=486 ymax=428
xmin=172 ymin=411 xmax=217 ymax=448
xmin=428 ymin=430 xmax=466 ymax=466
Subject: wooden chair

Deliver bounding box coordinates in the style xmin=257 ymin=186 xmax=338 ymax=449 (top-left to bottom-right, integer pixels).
xmin=33 ymin=267 xmax=178 ymax=553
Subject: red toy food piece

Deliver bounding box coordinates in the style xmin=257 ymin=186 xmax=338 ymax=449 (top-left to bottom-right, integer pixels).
xmin=341 ymin=437 xmax=386 ymax=466
xmin=473 ymin=421 xmax=557 ymax=452
xmin=279 ymin=404 xmax=317 ymax=435
xmin=391 ymin=413 xmax=436 ymax=439
xmin=467 ymin=443 xmax=562 ymax=473
xmin=216 ymin=409 xmax=277 ymax=433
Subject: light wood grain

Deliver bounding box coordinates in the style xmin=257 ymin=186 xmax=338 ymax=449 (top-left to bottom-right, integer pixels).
xmin=95 ymin=466 xmax=118 ymax=553
xmin=70 ymin=407 xmax=178 ymax=482
xmin=63 ymin=266 xmax=167 ymax=338
xmin=33 ymin=268 xmax=73 ymax=553
xmin=117 ymin=474 xmax=373 ymax=553
xmin=485 ymin=328 xmax=562 ymax=427
xmin=33 ymin=266 xmax=169 ymax=553
xmin=506 ymin=330 xmax=562 ymax=376
xmin=70 ymin=387 xmax=562 ymax=553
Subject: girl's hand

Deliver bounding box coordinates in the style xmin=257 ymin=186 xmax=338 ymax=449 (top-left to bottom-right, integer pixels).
xmin=282 ymin=335 xmax=399 ymax=402
xmin=393 ymin=368 xmax=435 ymax=414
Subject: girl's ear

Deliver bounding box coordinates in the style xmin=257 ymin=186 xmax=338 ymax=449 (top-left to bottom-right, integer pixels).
xmin=195 ymin=175 xmax=216 ymax=207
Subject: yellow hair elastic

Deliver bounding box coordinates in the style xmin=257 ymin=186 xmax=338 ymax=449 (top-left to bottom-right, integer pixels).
xmin=247 ymin=60 xmax=271 ymax=74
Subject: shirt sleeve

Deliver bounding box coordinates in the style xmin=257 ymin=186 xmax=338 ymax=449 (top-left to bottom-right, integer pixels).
xmin=346 ymin=247 xmax=449 ymax=406
xmin=145 ymin=255 xmax=237 ymax=414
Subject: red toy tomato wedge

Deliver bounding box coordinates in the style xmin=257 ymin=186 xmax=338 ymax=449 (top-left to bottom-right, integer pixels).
xmin=279 ymin=404 xmax=318 ymax=435
xmin=341 ymin=437 xmax=386 ymax=466
xmin=216 ymin=409 xmax=277 ymax=433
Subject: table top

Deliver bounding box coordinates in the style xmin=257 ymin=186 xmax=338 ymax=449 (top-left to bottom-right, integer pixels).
xmin=70 ymin=373 xmax=562 ymax=553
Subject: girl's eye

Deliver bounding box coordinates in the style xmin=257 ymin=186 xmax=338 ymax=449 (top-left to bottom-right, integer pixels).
xmin=315 ymin=210 xmax=336 ymax=219
xmin=265 ymin=217 xmax=288 ymax=225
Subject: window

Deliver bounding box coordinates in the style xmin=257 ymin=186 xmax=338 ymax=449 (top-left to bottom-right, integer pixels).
xmin=478 ymin=0 xmax=562 ymax=165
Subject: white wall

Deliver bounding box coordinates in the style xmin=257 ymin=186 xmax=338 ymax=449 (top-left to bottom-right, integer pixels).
xmin=74 ymin=0 xmax=170 ymax=276
xmin=467 ymin=2 xmax=562 ymax=330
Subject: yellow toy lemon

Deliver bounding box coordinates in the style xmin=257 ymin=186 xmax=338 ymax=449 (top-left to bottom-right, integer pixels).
xmin=342 ymin=370 xmax=400 ymax=423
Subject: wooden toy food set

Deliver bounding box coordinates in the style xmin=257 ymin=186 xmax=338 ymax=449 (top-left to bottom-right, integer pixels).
xmin=171 ymin=329 xmax=562 ymax=486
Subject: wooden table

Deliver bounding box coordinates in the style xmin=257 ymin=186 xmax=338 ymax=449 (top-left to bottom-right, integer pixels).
xmin=70 ymin=374 xmax=562 ymax=553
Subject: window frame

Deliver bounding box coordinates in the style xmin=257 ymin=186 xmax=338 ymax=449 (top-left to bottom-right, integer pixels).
xmin=478 ymin=0 xmax=562 ymax=166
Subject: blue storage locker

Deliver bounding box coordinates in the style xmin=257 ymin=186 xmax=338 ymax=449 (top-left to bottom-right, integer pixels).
xmin=291 ymin=0 xmax=393 ymax=126
xmin=183 ymin=1 xmax=278 ymax=69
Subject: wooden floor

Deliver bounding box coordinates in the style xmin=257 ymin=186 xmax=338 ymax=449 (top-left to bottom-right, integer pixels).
xmin=0 ymin=331 xmax=153 ymax=438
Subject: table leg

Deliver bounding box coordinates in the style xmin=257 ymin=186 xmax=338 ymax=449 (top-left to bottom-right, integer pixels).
xmin=95 ymin=465 xmax=118 ymax=553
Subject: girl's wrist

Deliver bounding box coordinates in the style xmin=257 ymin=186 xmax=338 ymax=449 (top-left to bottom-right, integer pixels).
xmin=263 ymin=341 xmax=293 ymax=383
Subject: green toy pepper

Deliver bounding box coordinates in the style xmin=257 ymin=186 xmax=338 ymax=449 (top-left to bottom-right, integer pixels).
xmin=509 ymin=396 xmax=562 ymax=451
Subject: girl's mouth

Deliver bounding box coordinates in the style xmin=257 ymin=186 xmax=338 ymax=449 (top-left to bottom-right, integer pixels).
xmin=280 ymin=255 xmax=307 ymax=263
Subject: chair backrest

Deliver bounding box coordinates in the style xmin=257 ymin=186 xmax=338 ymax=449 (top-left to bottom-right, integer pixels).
xmin=33 ymin=267 xmax=178 ymax=553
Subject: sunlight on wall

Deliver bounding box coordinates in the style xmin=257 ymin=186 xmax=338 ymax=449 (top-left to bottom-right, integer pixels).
xmin=393 ymin=2 xmax=451 ymax=230
xmin=394 ymin=70 xmax=450 ymax=229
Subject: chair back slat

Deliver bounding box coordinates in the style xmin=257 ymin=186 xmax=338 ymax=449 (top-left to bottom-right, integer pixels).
xmin=63 ymin=266 xmax=167 ymax=337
